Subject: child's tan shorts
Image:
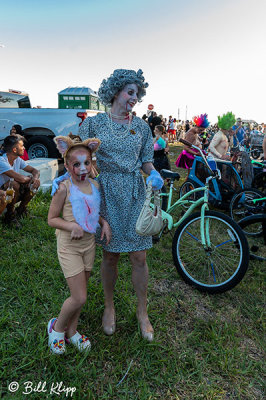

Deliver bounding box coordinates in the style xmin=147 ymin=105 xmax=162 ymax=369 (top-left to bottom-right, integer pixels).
xmin=56 ymin=230 xmax=96 ymax=279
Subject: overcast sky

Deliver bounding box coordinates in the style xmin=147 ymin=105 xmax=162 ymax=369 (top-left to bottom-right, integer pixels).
xmin=1 ymin=0 xmax=266 ymax=123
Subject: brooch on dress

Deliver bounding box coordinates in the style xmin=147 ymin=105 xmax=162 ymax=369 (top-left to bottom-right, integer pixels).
xmin=130 ymin=129 xmax=136 ymax=135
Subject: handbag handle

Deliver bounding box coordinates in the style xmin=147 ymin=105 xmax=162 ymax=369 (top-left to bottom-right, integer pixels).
xmin=146 ymin=181 xmax=161 ymax=207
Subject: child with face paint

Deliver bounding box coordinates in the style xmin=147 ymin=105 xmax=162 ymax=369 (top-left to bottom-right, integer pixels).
xmin=47 ymin=135 xmax=111 ymax=355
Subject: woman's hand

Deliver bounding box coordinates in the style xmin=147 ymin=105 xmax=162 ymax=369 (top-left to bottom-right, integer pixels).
xmin=70 ymin=223 xmax=84 ymax=240
xmin=100 ymin=218 xmax=112 ymax=245
xmin=146 ymin=170 xmax=164 ymax=190
xmin=51 ymin=172 xmax=70 ymax=196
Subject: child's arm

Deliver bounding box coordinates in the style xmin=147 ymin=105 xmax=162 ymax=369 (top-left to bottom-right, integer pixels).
xmin=48 ymin=183 xmax=84 ymax=239
xmin=99 ymin=216 xmax=112 ymax=245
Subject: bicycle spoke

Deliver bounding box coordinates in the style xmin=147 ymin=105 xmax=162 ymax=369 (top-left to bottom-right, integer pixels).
xmin=174 ymin=213 xmax=245 ymax=289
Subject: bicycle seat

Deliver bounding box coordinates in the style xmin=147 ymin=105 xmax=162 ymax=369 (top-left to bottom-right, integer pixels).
xmin=160 ymin=169 xmax=180 ymax=181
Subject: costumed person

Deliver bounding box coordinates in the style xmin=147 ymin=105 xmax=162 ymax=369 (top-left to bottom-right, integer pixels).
xmin=175 ymin=113 xmax=209 ymax=175
xmin=10 ymin=125 xmax=29 ymax=161
xmin=52 ymin=69 xmax=163 ymax=342
xmin=47 ymin=134 xmax=111 ymax=355
xmin=208 ymin=112 xmax=236 ymax=160
xmin=153 ymin=125 xmax=171 ymax=172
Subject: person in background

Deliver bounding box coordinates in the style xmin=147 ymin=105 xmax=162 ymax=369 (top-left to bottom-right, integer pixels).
xmin=161 ymin=117 xmax=168 ymax=131
xmin=175 ymin=114 xmax=209 ymax=175
xmin=263 ymin=135 xmax=266 ymax=160
xmin=232 ymin=117 xmax=245 ymax=149
xmin=208 ymin=112 xmax=236 ymax=160
xmin=0 ymin=189 xmax=7 ymax=215
xmin=153 ymin=125 xmax=171 ymax=172
xmin=168 ymin=118 xmax=177 ymax=143
xmin=10 ymin=125 xmax=29 ymax=161
xmin=200 ymin=129 xmax=210 ymax=150
xmin=149 ymin=112 xmax=162 ymax=137
xmin=142 ymin=114 xmax=148 ymax=122
xmin=185 ymin=120 xmax=190 ymax=132
xmin=0 ymin=135 xmax=40 ymax=226
xmin=257 ymin=125 xmax=264 ymax=135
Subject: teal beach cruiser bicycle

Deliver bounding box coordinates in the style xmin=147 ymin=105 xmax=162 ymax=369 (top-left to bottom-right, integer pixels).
xmin=152 ymin=139 xmax=249 ymax=294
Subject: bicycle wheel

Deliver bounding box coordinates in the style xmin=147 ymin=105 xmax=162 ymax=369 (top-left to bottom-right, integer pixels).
xmin=179 ymin=180 xmax=198 ymax=209
xmin=229 ymin=188 xmax=264 ymax=231
xmin=251 ymin=148 xmax=261 ymax=159
xmin=172 ymin=211 xmax=249 ymax=293
xmin=239 ymin=214 xmax=266 ymax=261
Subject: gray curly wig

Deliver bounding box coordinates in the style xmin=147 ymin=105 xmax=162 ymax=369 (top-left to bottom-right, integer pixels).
xmin=98 ymin=69 xmax=149 ymax=107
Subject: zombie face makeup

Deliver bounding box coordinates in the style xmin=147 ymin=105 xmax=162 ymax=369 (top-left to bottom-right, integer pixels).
xmin=115 ymin=84 xmax=138 ymax=113
xmin=66 ymin=148 xmax=92 ymax=182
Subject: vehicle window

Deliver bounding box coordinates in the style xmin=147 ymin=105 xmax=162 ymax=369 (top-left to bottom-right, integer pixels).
xmin=0 ymin=91 xmax=31 ymax=108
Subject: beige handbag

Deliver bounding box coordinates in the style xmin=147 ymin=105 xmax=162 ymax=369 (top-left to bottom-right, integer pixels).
xmin=136 ymin=182 xmax=164 ymax=236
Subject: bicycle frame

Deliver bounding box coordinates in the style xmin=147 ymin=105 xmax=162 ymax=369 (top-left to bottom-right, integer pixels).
xmin=151 ymin=140 xmax=221 ymax=248
xmin=158 ymin=177 xmax=213 ymax=247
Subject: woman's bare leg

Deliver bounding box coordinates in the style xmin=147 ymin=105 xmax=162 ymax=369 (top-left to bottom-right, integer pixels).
xmin=129 ymin=250 xmax=154 ymax=341
xmin=101 ymin=250 xmax=120 ymax=334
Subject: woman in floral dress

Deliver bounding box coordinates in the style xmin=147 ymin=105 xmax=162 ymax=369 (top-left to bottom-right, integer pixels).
xmin=78 ymin=69 xmax=163 ymax=341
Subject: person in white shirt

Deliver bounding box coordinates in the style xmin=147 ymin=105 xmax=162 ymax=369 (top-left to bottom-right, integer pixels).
xmin=0 ymin=134 xmax=40 ymax=226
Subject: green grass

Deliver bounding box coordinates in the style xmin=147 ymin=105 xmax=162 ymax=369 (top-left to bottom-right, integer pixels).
xmin=0 ymin=144 xmax=265 ymax=399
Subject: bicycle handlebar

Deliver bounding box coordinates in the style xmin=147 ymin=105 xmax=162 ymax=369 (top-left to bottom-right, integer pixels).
xmin=179 ymin=138 xmax=193 ymax=147
xmin=251 ymin=159 xmax=266 ymax=166
xmin=179 ymin=138 xmax=216 ymax=176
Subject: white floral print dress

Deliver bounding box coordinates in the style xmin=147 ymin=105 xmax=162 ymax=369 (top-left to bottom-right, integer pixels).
xmin=79 ymin=113 xmax=154 ymax=253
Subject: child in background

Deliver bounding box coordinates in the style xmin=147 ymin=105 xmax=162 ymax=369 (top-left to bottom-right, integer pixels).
xmin=153 ymin=125 xmax=171 ymax=172
xmin=47 ymin=134 xmax=111 ymax=355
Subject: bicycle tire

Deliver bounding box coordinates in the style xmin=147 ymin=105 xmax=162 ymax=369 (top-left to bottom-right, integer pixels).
xmin=251 ymin=148 xmax=261 ymax=159
xmin=238 ymin=214 xmax=266 ymax=261
xmin=179 ymin=180 xmax=198 ymax=209
xmin=172 ymin=211 xmax=249 ymax=293
xmin=229 ymin=188 xmax=264 ymax=232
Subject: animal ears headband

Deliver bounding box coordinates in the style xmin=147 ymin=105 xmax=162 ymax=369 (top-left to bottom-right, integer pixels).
xmin=54 ymin=135 xmax=101 ymax=159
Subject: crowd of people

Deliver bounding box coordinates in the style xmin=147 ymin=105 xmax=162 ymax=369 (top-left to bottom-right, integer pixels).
xmin=1 ymin=68 xmax=265 ymax=356
xmin=141 ymin=111 xmax=266 ymax=173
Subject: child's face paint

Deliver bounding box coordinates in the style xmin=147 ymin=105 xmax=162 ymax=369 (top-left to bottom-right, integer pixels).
xmin=66 ymin=149 xmax=92 ymax=182
xmin=115 ymin=84 xmax=138 ymax=112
